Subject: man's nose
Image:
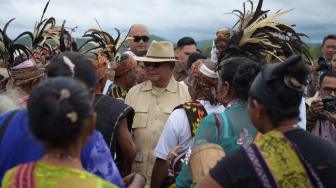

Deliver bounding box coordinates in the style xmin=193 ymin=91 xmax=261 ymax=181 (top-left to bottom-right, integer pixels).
xmin=145 ymin=65 xmax=154 ymax=70
xmin=139 ymin=39 xmax=146 ymax=43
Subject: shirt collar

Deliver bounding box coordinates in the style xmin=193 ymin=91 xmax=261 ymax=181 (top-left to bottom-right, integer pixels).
xmin=141 ymin=76 xmax=178 ymax=93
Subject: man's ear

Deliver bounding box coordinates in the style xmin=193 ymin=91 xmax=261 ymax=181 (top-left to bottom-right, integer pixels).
xmin=175 ymin=48 xmax=180 ymax=58
xmin=211 ymin=86 xmax=217 ymax=97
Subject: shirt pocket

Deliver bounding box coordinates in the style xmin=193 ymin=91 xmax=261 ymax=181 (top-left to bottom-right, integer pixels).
xmin=151 ymin=107 xmax=173 ymax=148
xmin=159 ymin=107 xmax=173 ymax=121
xmin=132 ymin=105 xmax=149 ymax=129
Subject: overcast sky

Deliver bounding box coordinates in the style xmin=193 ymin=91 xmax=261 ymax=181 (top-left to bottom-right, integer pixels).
xmin=1 ymin=0 xmax=335 ymax=43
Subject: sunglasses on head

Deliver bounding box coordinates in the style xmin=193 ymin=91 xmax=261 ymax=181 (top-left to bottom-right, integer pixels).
xmin=132 ymin=36 xmax=149 ymax=43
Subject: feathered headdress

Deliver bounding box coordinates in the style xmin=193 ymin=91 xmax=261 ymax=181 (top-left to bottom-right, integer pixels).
xmin=79 ymin=26 xmax=129 ymax=93
xmin=31 ymin=0 xmax=57 ymax=54
xmin=0 ymin=19 xmax=46 ymax=91
xmin=0 ymin=18 xmax=33 ymax=68
xmin=79 ymin=25 xmax=128 ymax=63
xmin=31 ymin=0 xmax=76 ymax=56
xmin=0 ymin=1 xmax=54 ymax=88
xmin=220 ymin=0 xmax=312 ymax=64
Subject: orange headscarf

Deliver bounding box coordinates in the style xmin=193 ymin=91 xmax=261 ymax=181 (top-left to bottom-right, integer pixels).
xmin=190 ymin=60 xmax=218 ymax=89
xmin=114 ymin=54 xmax=136 ymax=77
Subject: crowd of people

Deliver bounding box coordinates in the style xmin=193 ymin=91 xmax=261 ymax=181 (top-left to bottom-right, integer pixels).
xmin=0 ymin=0 xmax=336 ymax=187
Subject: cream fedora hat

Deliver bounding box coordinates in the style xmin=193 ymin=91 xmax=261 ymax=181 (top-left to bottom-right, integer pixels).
xmin=134 ymin=40 xmax=178 ymax=62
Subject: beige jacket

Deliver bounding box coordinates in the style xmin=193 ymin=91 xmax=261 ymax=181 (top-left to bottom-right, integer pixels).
xmin=125 ymin=76 xmax=191 ymax=185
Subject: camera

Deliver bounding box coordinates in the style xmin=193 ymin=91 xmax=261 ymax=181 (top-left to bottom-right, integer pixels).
xmin=322 ymin=96 xmax=336 ymax=112
xmin=317 ymin=57 xmax=331 ymax=72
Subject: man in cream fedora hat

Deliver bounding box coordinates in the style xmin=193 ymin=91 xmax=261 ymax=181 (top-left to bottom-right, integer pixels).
xmin=134 ymin=40 xmax=178 ymax=62
xmin=126 ymin=40 xmax=191 ymax=187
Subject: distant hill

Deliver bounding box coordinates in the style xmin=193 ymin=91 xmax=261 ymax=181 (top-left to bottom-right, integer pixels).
xmin=194 ymin=41 xmax=323 ymax=60
xmin=197 ymin=40 xmax=212 ymax=51
xmin=76 ymin=34 xmax=167 ymax=52
xmin=149 ymin=34 xmax=166 ymax=42
xmin=15 ymin=36 xmax=32 ymax=47
xmin=196 ymin=39 xmax=212 ymax=57
xmin=9 ymin=35 xmax=323 ymax=60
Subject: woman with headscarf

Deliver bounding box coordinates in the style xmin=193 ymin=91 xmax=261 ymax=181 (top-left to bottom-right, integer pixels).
xmin=196 ymin=55 xmax=336 ymax=188
xmin=176 ymin=57 xmax=261 ymax=187
xmin=107 ymin=53 xmax=138 ymax=100
xmin=151 ymin=60 xmax=224 ymax=187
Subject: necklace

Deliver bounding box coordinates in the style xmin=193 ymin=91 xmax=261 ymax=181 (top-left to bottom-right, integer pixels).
xmin=44 ymin=153 xmax=80 ymax=162
xmin=225 ymin=99 xmax=245 ymax=110
xmin=275 ymin=124 xmax=299 ymax=133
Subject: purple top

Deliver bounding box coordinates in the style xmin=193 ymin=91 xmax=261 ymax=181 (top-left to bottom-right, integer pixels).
xmin=311 ymin=119 xmax=336 ymax=144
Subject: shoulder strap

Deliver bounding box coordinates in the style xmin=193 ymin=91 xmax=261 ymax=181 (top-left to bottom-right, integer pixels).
xmin=0 ymin=109 xmax=19 ymax=143
xmin=213 ymin=114 xmax=221 ymax=144
xmin=175 ymin=102 xmax=208 ymax=137
xmin=251 ymin=131 xmax=322 ymax=188
xmin=220 ymin=113 xmax=230 ymax=138
xmin=286 ymin=136 xmax=324 ymax=188
xmin=14 ymin=162 xmax=36 ymax=188
xmin=93 ymin=94 xmax=106 ymax=108
xmin=213 ymin=113 xmax=231 ymax=144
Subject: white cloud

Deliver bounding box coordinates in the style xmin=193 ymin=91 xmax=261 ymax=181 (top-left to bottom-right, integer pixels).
xmin=0 ymin=0 xmax=335 ymax=43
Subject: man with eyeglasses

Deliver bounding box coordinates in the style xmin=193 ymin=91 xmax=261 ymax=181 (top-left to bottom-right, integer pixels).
xmin=306 ymin=35 xmax=336 ymax=97
xmin=307 ymin=71 xmax=336 ymax=144
xmin=125 ymin=24 xmax=150 ymax=83
xmin=125 ymin=41 xmax=191 ymax=187
xmin=126 ymin=24 xmax=150 ymax=57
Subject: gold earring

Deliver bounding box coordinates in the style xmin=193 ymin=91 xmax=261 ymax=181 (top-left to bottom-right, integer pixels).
xmin=222 ymin=96 xmax=230 ymax=103
xmin=222 ymin=90 xmax=230 ymax=103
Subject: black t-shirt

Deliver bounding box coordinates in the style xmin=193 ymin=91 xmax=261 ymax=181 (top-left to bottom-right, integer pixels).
xmin=210 ymin=129 xmax=336 ymax=188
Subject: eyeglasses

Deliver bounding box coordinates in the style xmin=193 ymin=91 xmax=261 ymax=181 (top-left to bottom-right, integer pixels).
xmin=322 ymin=87 xmax=336 ymax=95
xmin=143 ymin=62 xmax=167 ymax=68
xmin=129 ymin=36 xmax=149 ymax=43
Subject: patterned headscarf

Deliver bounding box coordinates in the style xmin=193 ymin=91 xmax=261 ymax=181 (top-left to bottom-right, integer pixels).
xmin=0 ymin=17 xmax=47 ymax=92
xmin=214 ymin=28 xmax=231 ymax=49
xmin=190 ymin=60 xmax=218 ymax=89
xmin=220 ymin=0 xmax=312 ymax=65
xmin=114 ymin=54 xmax=136 ymax=77
xmin=4 ymin=59 xmax=46 ymax=93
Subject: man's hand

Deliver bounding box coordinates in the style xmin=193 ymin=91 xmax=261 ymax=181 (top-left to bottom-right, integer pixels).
xmin=123 ymin=173 xmax=146 ymax=188
xmin=326 ymin=111 xmax=336 ymax=125
xmin=150 ymin=158 xmax=169 ymax=188
xmin=124 ymin=173 xmax=135 ymax=186
xmin=312 ymin=64 xmax=320 ymax=74
xmin=310 ymin=99 xmax=324 ymax=116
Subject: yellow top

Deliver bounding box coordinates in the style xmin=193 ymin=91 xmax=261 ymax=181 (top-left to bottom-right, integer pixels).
xmin=2 ymin=162 xmax=117 ymax=188
xmin=255 ymin=130 xmax=313 ymax=187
